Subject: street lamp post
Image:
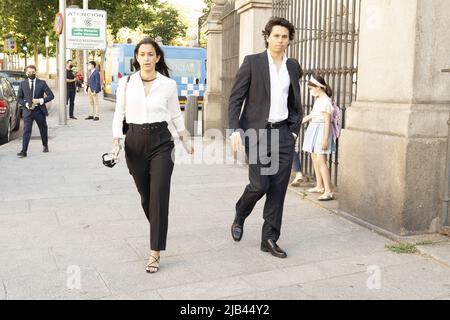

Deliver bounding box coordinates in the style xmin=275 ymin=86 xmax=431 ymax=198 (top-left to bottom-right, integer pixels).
xmin=45 ymin=36 xmax=50 ymax=77
xmin=23 ymin=45 xmax=28 ymax=67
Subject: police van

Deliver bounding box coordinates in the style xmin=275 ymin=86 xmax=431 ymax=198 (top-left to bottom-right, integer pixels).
xmin=103 ymin=43 xmax=207 ymax=109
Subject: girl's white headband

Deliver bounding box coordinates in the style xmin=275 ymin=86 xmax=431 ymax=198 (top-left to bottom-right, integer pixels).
xmin=309 ymin=76 xmax=326 ymax=89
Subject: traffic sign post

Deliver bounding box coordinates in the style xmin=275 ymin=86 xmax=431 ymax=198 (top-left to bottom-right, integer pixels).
xmin=54 ymin=12 xmax=64 ymax=36
xmin=56 ymin=0 xmax=67 ymax=126
xmin=83 ymin=0 xmax=89 ymax=92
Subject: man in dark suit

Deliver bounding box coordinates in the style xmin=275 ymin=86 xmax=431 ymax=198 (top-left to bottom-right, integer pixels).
xmin=228 ymin=17 xmax=303 ymax=258
xmin=85 ymin=61 xmax=101 ymax=121
xmin=17 ymin=65 xmax=55 ymax=158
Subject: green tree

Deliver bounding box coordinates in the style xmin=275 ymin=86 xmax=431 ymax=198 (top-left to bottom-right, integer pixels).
xmin=198 ymin=0 xmax=214 ymax=47
xmin=0 ymin=0 xmax=58 ymax=59
xmin=140 ymin=3 xmax=187 ymax=44
xmin=67 ymin=0 xmax=186 ymax=43
xmin=200 ymin=0 xmax=214 ymax=25
xmin=0 ymin=0 xmax=187 ymax=58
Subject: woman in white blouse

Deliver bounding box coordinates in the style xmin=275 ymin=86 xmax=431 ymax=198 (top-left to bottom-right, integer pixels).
xmin=111 ymin=37 xmax=193 ymax=273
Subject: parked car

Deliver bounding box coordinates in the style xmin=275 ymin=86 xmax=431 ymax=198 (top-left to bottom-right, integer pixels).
xmin=0 ymin=76 xmax=21 ymax=144
xmin=0 ymin=70 xmax=27 ymax=95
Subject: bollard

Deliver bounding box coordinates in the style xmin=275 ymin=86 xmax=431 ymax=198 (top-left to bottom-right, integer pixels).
xmin=184 ymin=95 xmax=198 ymax=136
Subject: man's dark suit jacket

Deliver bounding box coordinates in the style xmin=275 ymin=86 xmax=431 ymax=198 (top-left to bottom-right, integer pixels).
xmin=17 ymin=78 xmax=55 ymax=116
xmin=228 ymin=50 xmax=303 ymax=136
xmin=87 ymin=69 xmax=101 ymax=94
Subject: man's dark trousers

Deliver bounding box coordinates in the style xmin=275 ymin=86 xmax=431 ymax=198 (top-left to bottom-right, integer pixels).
xmin=67 ymin=90 xmax=76 ymax=118
xmin=236 ymin=124 xmax=295 ymax=242
xmin=22 ymin=107 xmax=48 ymax=153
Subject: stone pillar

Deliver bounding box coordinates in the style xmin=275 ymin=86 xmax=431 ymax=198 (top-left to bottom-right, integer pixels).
xmin=236 ymin=0 xmax=272 ymax=63
xmin=338 ymin=0 xmax=450 ymax=235
xmin=202 ymin=0 xmax=226 ymax=134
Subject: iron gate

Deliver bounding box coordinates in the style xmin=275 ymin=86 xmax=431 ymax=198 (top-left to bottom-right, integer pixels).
xmin=221 ymin=0 xmax=240 ymax=133
xmin=273 ymin=0 xmax=361 ymax=186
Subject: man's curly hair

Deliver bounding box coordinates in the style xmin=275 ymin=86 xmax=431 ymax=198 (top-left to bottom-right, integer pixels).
xmin=262 ymin=17 xmax=295 ymax=48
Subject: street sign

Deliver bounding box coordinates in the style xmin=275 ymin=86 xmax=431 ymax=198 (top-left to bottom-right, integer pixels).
xmin=4 ymin=38 xmax=17 ymax=53
xmin=65 ymin=8 xmax=107 ymax=50
xmin=54 ymin=12 xmax=64 ymax=35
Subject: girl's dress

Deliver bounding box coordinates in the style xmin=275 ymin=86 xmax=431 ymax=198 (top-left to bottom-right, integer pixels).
xmin=302 ymin=96 xmax=335 ymax=155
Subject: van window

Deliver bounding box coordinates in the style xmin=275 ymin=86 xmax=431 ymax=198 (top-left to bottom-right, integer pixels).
xmin=166 ymin=59 xmax=202 ymax=79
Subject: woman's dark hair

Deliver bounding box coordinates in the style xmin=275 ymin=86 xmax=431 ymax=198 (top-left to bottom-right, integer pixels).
xmin=132 ymin=37 xmax=170 ymax=77
xmin=308 ymin=73 xmax=333 ymax=97
xmin=262 ymin=17 xmax=295 ymax=48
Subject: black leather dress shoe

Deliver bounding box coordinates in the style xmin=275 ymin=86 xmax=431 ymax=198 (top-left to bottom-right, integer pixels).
xmin=85 ymin=116 xmax=94 ymax=120
xmin=17 ymin=151 xmax=27 ymax=158
xmin=231 ymin=216 xmax=244 ymax=242
xmin=261 ymin=240 xmax=287 ymax=259
xmin=93 ymin=117 xmax=99 ymax=121
xmin=43 ymin=146 xmax=49 ymax=153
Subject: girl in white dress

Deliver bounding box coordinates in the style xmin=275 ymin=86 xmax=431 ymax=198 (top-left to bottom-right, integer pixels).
xmin=302 ymin=74 xmax=335 ymax=201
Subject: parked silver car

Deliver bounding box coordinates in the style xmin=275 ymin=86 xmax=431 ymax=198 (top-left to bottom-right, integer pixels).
xmin=0 ymin=70 xmax=27 ymax=95
xmin=0 ymin=76 xmax=21 ymax=144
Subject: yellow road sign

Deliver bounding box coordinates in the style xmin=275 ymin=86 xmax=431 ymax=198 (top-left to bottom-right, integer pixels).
xmin=4 ymin=38 xmax=17 ymax=53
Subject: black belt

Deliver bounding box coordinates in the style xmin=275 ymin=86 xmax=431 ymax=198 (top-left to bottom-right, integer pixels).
xmin=129 ymin=122 xmax=168 ymax=134
xmin=266 ymin=119 xmax=288 ymax=129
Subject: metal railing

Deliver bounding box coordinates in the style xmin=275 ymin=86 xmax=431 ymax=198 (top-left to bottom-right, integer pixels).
xmin=273 ymin=0 xmax=361 ymax=186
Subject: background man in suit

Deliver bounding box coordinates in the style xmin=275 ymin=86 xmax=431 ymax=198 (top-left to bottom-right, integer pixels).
xmin=17 ymin=65 xmax=55 ymax=158
xmin=85 ymin=61 xmax=101 ymax=121
xmin=228 ymin=17 xmax=303 ymax=258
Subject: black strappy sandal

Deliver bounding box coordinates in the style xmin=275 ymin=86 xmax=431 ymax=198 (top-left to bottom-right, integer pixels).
xmin=146 ymin=255 xmax=160 ymax=273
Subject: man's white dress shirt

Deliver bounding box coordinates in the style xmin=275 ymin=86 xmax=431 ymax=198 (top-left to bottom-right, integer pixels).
xmin=267 ymin=50 xmax=290 ymax=124
xmin=26 ymin=78 xmax=44 ymax=109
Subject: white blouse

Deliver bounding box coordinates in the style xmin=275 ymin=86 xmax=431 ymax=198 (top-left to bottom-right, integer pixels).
xmin=311 ymin=96 xmax=333 ymax=123
xmin=112 ymin=72 xmax=186 ymax=138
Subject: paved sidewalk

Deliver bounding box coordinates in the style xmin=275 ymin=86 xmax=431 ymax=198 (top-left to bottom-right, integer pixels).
xmin=0 ymin=91 xmax=449 ymax=300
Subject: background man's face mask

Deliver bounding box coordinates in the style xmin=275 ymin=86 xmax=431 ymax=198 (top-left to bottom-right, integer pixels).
xmin=102 ymin=153 xmax=117 ymax=168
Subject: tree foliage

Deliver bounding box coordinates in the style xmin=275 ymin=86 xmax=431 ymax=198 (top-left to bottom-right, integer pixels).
xmin=0 ymin=0 xmax=187 ymax=57
xmin=140 ymin=3 xmax=187 ymax=44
